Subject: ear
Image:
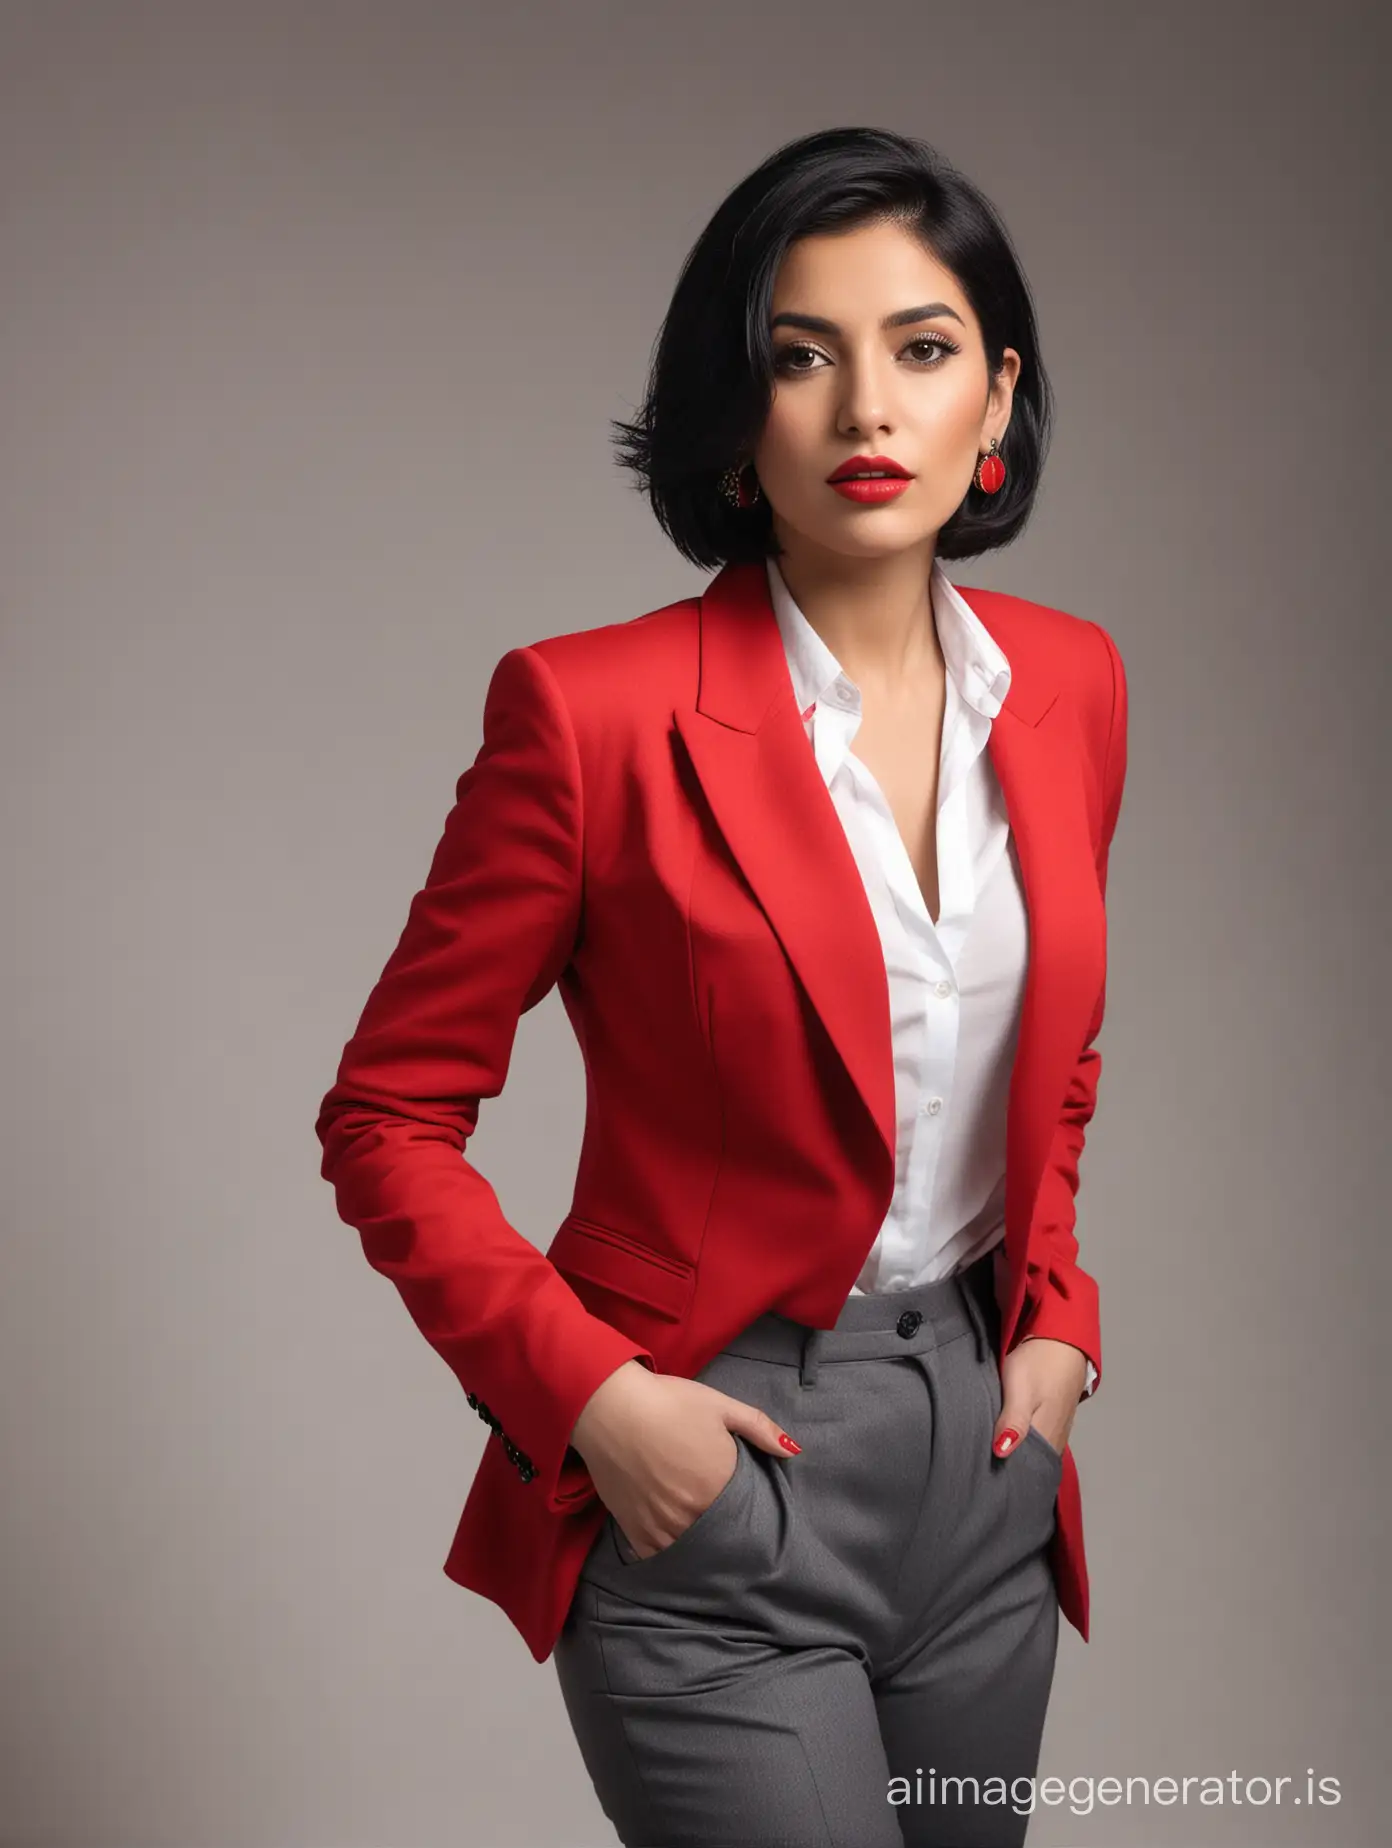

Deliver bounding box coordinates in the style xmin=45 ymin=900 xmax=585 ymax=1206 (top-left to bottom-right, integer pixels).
xmin=985 ymin=347 xmax=1022 ymax=437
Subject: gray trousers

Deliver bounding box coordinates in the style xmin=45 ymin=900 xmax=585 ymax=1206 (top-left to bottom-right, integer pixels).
xmin=552 ymin=1250 xmax=1061 ymax=1848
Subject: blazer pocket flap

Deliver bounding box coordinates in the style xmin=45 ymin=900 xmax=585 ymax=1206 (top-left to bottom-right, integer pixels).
xmin=546 ymin=1215 xmax=695 ymax=1323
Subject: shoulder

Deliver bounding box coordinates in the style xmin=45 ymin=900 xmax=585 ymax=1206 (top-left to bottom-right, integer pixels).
xmin=528 ymin=589 xmax=700 ymax=672
xmin=476 ymin=587 xmax=703 ymax=753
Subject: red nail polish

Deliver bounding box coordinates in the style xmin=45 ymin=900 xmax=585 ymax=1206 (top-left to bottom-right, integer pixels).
xmin=779 ymin=1434 xmax=801 ymax=1454
xmin=994 ymin=1428 xmax=1020 ymax=1457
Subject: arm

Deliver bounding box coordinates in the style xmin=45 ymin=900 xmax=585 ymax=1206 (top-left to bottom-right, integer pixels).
xmin=1012 ymin=619 xmax=1129 ymax=1399
xmin=314 ymin=645 xmax=654 ymax=1510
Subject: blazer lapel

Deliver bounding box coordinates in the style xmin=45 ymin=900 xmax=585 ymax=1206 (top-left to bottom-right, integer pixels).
xmin=673 ymin=559 xmax=1097 ymax=1259
xmin=673 ymin=562 xmax=897 ymax=1174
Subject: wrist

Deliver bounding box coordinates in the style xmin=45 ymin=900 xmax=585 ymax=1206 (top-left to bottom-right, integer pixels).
xmin=569 ymin=1356 xmax=652 ymax=1456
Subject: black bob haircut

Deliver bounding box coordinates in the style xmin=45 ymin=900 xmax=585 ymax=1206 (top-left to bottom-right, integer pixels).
xmin=611 ymin=125 xmax=1054 ymax=571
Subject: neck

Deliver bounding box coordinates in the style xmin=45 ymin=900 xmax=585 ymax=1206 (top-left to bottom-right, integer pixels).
xmin=769 ymin=535 xmax=943 ymax=699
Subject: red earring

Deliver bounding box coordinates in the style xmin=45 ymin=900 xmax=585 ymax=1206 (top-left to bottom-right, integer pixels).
xmin=974 ymin=438 xmax=1006 ymax=495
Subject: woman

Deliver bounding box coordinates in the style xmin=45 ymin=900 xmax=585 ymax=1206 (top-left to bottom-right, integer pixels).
xmin=316 ymin=125 xmax=1129 ymax=1848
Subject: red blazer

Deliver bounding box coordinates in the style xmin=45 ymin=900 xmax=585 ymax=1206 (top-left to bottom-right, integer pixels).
xmin=315 ymin=557 xmax=1129 ymax=1665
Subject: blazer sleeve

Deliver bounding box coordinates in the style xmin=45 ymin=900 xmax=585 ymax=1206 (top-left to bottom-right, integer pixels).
xmin=1011 ymin=618 xmax=1129 ymax=1397
xmin=314 ymin=644 xmax=655 ymax=1511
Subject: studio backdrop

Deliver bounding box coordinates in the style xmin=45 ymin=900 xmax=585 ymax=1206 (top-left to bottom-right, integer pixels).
xmin=0 ymin=3 xmax=1384 ymax=1846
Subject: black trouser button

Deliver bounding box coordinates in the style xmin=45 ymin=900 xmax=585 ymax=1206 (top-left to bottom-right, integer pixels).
xmin=896 ymin=1308 xmax=923 ymax=1338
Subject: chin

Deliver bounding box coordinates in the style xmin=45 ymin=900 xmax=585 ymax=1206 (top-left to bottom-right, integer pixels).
xmin=816 ymin=520 xmax=934 ymax=556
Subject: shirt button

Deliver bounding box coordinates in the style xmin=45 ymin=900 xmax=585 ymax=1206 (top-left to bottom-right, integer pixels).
xmin=935 ymin=980 xmax=951 ymax=998
xmin=920 ymin=1096 xmax=943 ymax=1116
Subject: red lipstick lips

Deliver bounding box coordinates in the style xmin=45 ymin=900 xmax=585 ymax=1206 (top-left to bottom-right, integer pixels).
xmin=827 ymin=454 xmax=914 ymax=504
xmin=827 ymin=454 xmax=912 ymax=482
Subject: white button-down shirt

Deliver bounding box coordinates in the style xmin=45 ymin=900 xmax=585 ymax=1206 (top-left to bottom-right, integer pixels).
xmin=767 ymin=554 xmax=1097 ymax=1394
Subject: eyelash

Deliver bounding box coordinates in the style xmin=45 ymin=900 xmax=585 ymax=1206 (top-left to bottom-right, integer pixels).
xmin=772 ymin=333 xmax=959 ymax=375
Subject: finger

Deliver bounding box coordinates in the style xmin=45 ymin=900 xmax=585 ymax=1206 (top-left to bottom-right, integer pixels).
xmin=725 ymin=1401 xmax=802 ymax=1457
xmin=992 ymin=1402 xmax=1037 ymax=1457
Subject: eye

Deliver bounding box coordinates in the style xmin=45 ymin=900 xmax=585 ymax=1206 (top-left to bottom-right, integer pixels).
xmin=903 ymin=334 xmax=959 ymax=366
xmin=772 ymin=333 xmax=959 ymax=374
xmin=772 ymin=341 xmax=825 ymax=375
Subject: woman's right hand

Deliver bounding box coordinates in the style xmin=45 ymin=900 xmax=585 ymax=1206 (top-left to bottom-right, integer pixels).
xmin=568 ymin=1360 xmax=801 ymax=1559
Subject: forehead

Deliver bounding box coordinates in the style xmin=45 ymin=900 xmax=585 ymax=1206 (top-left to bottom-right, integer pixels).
xmin=769 ymin=221 xmax=966 ymax=315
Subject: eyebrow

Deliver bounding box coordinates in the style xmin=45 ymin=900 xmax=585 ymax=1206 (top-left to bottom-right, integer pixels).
xmin=769 ymin=301 xmax=966 ymax=335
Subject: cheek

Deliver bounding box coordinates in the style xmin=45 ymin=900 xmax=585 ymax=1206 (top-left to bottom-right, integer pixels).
xmin=921 ymin=373 xmax=987 ymax=449
xmin=916 ymin=403 xmax=988 ymax=506
xmin=756 ymin=405 xmax=812 ymax=480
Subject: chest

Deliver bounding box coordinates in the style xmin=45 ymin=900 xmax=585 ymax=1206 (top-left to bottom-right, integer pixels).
xmin=843 ymin=682 xmax=948 ymax=925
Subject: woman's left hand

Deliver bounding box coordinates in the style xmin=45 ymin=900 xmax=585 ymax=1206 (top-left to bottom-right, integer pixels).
xmin=991 ymin=1335 xmax=1089 ymax=1459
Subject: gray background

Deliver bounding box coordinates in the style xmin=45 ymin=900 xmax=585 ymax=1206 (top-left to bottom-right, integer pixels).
xmin=2 ymin=2 xmax=1386 ymax=1845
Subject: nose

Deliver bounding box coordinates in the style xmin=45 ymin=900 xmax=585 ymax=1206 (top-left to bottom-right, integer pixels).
xmin=835 ymin=348 xmax=894 ymax=439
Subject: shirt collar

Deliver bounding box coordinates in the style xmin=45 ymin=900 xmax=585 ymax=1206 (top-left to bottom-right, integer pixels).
xmin=765 ymin=553 xmax=1012 ymax=723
